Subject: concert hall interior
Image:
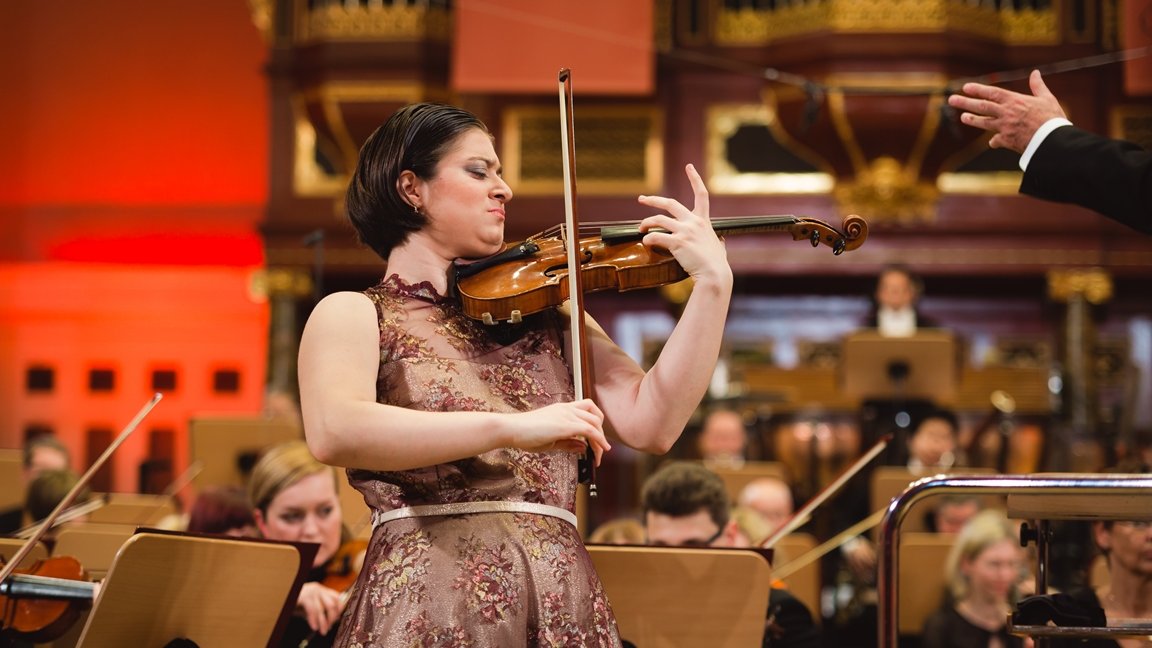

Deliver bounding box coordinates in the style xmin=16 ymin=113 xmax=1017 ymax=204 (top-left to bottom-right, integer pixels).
xmin=2 ymin=1 xmax=1151 ymax=647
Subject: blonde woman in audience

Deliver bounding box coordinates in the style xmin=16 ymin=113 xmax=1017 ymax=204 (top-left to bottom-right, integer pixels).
xmin=921 ymin=509 xmax=1029 ymax=648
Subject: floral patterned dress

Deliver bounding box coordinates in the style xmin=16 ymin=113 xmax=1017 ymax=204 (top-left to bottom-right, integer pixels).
xmin=333 ymin=275 xmax=620 ymax=648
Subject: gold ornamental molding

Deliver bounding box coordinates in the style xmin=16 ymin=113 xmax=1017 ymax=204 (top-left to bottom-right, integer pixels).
xmin=249 ymin=268 xmax=313 ymax=302
xmin=300 ymin=1 xmax=451 ymax=42
xmin=705 ymin=103 xmax=834 ymax=195
xmin=247 ymin=0 xmax=273 ymax=43
xmin=502 ymin=105 xmax=664 ymax=196
xmin=715 ymin=0 xmax=1057 ymax=45
xmin=292 ymin=81 xmax=432 ymax=196
xmin=1047 ymin=268 xmax=1114 ymax=305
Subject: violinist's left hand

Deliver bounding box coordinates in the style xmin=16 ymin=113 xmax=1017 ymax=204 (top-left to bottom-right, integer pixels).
xmin=636 ymin=163 xmax=730 ymax=287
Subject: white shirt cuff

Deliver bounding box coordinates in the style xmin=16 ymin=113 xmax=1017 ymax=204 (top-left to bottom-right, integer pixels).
xmin=1019 ymin=117 xmax=1073 ymax=171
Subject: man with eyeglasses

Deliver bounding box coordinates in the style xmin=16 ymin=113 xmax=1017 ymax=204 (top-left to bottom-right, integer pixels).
xmin=640 ymin=461 xmax=820 ymax=647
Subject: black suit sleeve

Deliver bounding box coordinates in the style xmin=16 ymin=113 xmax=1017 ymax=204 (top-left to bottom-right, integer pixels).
xmin=1020 ymin=125 xmax=1152 ymax=235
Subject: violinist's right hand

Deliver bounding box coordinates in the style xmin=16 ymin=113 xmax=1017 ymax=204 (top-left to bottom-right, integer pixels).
xmin=298 ymin=581 xmax=346 ymax=637
xmin=506 ymin=399 xmax=610 ymax=466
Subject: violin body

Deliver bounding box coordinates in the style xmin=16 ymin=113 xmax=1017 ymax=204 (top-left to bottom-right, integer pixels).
xmin=456 ymin=214 xmax=868 ymax=324
xmin=0 ymin=555 xmax=92 ymax=643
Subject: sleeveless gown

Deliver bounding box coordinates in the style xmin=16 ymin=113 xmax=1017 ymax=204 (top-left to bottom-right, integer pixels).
xmin=333 ymin=275 xmax=621 ymax=648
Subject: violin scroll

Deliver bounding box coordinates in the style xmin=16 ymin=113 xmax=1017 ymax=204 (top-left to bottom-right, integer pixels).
xmin=789 ymin=214 xmax=868 ymax=255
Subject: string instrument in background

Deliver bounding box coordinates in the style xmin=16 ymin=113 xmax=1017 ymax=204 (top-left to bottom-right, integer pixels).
xmin=0 ymin=394 xmax=161 ymax=645
xmin=455 ymin=214 xmax=869 ymax=325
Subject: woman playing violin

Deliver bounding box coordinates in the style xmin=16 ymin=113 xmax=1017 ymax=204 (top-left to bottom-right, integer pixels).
xmin=248 ymin=440 xmax=363 ymax=647
xmin=297 ymin=102 xmax=732 ymax=647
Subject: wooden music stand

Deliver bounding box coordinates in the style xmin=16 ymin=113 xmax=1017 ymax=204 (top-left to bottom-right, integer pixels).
xmin=587 ymin=545 xmax=773 ymax=648
xmin=0 ymin=538 xmax=49 ymax=568
xmin=897 ymin=532 xmax=955 ymax=636
xmin=188 ymin=415 xmax=300 ymax=490
xmin=841 ymin=330 xmax=958 ymax=404
xmin=76 ymin=532 xmax=307 ymax=648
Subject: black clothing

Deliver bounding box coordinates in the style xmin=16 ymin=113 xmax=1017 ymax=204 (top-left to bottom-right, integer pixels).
xmin=1022 ymin=125 xmax=1152 ymax=235
xmin=921 ymin=605 xmax=1024 ymax=648
xmin=766 ymin=587 xmax=821 ymax=648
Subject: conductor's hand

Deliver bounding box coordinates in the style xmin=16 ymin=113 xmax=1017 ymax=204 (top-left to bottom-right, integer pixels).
xmin=508 ymin=399 xmax=610 ymax=466
xmin=636 ymin=163 xmax=730 ymax=286
xmin=947 ymin=69 xmax=1067 ymax=154
xmin=298 ymin=581 xmax=346 ymax=636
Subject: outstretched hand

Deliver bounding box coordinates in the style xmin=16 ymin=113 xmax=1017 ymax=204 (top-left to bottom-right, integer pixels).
xmin=636 ymin=163 xmax=729 ymax=286
xmin=947 ymin=69 xmax=1067 ymax=153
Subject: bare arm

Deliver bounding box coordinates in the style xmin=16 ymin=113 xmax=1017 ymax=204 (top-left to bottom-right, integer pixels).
xmin=585 ymin=163 xmax=733 ymax=454
xmin=947 ymin=69 xmax=1067 ymax=153
xmin=298 ymin=291 xmax=610 ymax=470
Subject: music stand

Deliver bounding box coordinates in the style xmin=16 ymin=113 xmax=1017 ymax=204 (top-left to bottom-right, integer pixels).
xmin=842 ymin=330 xmax=958 ymax=463
xmin=840 ymin=330 xmax=958 ymax=404
xmin=76 ymin=531 xmax=312 ymax=648
xmin=587 ymin=545 xmax=773 ymax=648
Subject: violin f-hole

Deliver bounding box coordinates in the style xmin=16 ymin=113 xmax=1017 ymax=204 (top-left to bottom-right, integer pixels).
xmin=542 ymin=249 xmax=593 ymax=278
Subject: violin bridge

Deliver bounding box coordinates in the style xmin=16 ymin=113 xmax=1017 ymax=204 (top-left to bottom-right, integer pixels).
xmin=509 ymin=310 xmax=522 ymax=324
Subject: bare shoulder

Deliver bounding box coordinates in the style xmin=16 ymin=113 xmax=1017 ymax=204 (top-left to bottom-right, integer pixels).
xmin=304 ymin=291 xmax=377 ymax=333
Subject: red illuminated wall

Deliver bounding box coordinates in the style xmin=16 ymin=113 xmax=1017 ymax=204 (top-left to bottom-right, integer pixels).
xmin=0 ymin=1 xmax=271 ymax=494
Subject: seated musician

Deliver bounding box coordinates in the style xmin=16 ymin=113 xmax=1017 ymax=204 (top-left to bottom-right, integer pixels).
xmin=641 ymin=461 xmax=820 ymax=648
xmin=248 ymin=440 xmax=364 ymax=648
xmin=921 ymin=509 xmax=1029 ymax=648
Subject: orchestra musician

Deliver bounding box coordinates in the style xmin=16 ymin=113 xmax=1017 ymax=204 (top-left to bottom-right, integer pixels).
xmin=248 ymin=440 xmax=363 ymax=648
xmin=296 ymin=102 xmax=731 ymax=646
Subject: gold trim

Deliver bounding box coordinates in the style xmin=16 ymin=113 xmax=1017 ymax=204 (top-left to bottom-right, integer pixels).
xmin=249 ymin=268 xmax=313 ymax=302
xmin=247 ymin=0 xmax=273 ymax=43
xmin=936 ymin=171 xmax=1022 ymax=194
xmin=1047 ymin=268 xmax=1114 ymax=304
xmin=1109 ymin=105 xmax=1152 ymax=148
xmin=714 ymin=0 xmax=1058 ymax=45
xmin=292 ymin=82 xmax=430 ymax=196
xmin=705 ymin=102 xmax=834 ymax=195
xmin=502 ymin=105 xmax=664 ymax=196
xmin=299 ymin=2 xmax=451 ymax=43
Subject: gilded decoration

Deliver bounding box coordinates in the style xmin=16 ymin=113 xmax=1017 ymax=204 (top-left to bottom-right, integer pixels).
xmin=247 ymin=0 xmax=273 ymax=43
xmin=1110 ymin=106 xmax=1152 ymax=149
xmin=705 ymin=103 xmax=834 ymax=194
xmin=249 ymin=268 xmax=313 ymax=302
xmin=833 ymin=156 xmax=940 ymax=225
xmin=292 ymin=82 xmax=428 ymax=196
xmin=714 ymin=0 xmax=1057 ymax=45
xmin=822 ymin=73 xmax=948 ymax=223
xmin=502 ymin=106 xmax=663 ymax=196
xmin=1047 ymin=268 xmax=1114 ymax=305
xmin=301 ymin=2 xmax=451 ymax=42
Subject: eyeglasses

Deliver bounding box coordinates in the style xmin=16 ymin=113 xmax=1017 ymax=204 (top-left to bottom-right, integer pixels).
xmin=1114 ymin=520 xmax=1152 ymax=529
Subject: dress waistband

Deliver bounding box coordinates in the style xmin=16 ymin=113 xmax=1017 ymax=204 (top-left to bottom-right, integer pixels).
xmin=371 ymin=501 xmax=578 ymax=530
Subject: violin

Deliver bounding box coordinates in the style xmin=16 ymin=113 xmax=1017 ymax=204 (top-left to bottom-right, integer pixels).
xmin=318 ymin=539 xmax=367 ymax=594
xmin=455 ymin=214 xmax=869 ymax=325
xmin=0 ymin=555 xmax=94 ymax=643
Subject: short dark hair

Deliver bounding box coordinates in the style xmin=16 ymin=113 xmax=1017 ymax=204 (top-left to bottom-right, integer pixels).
xmin=641 ymin=462 xmax=730 ymax=530
xmin=915 ymin=408 xmax=958 ymax=436
xmin=345 ymin=103 xmax=490 ymax=259
xmin=875 ymin=263 xmax=924 ymax=298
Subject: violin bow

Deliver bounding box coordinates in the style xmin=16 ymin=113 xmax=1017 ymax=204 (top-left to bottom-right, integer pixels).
xmin=0 ymin=393 xmax=162 ymax=583
xmin=558 ymin=68 xmax=596 ymax=497
xmin=760 ymin=434 xmax=891 ymax=550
